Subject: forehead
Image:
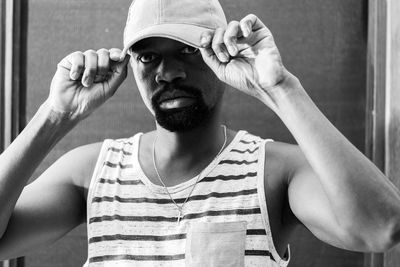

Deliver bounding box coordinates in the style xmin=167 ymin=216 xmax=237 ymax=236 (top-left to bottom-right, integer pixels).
xmin=130 ymin=37 xmax=190 ymax=53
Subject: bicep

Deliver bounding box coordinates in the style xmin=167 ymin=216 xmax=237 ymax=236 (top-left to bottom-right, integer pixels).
xmin=0 ymin=143 xmax=100 ymax=260
xmin=286 ymin=148 xmax=350 ymax=249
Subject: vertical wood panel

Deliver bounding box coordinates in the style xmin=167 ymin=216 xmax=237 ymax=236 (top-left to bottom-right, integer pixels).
xmin=364 ymin=0 xmax=387 ymax=266
xmin=0 ymin=0 xmax=28 ymax=266
xmin=384 ymin=0 xmax=400 ymax=264
xmin=0 ymin=0 xmax=5 ymax=151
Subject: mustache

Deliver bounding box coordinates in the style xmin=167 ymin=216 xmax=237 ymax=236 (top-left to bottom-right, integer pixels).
xmin=152 ymin=84 xmax=202 ymax=103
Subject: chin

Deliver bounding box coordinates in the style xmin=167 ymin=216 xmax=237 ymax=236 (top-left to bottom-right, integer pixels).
xmin=155 ymin=104 xmax=214 ymax=132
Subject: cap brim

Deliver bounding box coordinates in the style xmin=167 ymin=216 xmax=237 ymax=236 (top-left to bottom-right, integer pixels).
xmin=121 ymin=23 xmax=212 ymax=60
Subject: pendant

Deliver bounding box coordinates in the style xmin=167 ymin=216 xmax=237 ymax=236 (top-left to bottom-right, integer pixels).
xmin=177 ymin=208 xmax=182 ymax=225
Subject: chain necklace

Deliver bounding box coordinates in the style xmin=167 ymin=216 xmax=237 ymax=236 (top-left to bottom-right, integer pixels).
xmin=152 ymin=125 xmax=227 ymax=225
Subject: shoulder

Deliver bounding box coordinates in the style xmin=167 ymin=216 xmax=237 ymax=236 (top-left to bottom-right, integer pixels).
xmin=65 ymin=135 xmax=140 ymax=190
xmin=58 ymin=142 xmax=104 ymax=190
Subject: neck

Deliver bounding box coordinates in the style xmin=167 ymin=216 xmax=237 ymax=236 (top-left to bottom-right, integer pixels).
xmin=154 ymin=119 xmax=224 ymax=159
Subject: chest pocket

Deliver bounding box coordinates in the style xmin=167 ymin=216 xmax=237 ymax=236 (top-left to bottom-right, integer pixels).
xmin=185 ymin=221 xmax=247 ymax=267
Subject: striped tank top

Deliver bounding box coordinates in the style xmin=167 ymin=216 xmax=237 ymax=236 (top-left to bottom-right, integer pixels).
xmin=84 ymin=130 xmax=290 ymax=266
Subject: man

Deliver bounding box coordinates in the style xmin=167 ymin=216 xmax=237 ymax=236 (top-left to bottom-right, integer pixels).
xmin=0 ymin=0 xmax=400 ymax=266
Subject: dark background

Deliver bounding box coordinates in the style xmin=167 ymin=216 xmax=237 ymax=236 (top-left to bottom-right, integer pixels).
xmin=25 ymin=0 xmax=367 ymax=266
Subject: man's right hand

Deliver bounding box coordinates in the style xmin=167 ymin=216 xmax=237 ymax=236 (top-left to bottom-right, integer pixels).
xmin=48 ymin=48 xmax=130 ymax=121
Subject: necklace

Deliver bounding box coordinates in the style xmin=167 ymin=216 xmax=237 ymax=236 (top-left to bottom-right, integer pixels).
xmin=152 ymin=125 xmax=227 ymax=225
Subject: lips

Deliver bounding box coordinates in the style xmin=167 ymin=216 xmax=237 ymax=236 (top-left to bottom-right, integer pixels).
xmin=154 ymin=88 xmax=198 ymax=110
xmin=157 ymin=89 xmax=196 ymax=104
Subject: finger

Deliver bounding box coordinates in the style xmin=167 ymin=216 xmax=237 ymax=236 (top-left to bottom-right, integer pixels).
xmin=109 ymin=48 xmax=123 ymax=62
xmin=104 ymin=54 xmax=130 ymax=98
xmin=57 ymin=51 xmax=84 ymax=80
xmin=240 ymin=14 xmax=267 ymax=37
xmin=200 ymin=30 xmax=213 ymax=48
xmin=67 ymin=52 xmax=84 ymax=80
xmin=94 ymin=49 xmax=111 ymax=83
xmin=82 ymin=50 xmax=98 ymax=87
xmin=211 ymin=27 xmax=230 ymax=63
xmin=224 ymin=21 xmax=241 ymax=56
xmin=96 ymin=48 xmax=110 ymax=76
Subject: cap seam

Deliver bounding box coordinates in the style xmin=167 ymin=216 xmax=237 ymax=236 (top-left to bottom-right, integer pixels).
xmin=136 ymin=22 xmax=216 ymax=30
xmin=207 ymin=0 xmax=214 ymax=27
xmin=158 ymin=0 xmax=161 ymax=24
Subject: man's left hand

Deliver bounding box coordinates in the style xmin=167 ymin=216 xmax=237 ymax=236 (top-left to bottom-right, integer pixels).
xmin=200 ymin=14 xmax=291 ymax=108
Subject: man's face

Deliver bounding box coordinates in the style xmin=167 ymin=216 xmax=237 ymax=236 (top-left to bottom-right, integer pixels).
xmin=130 ymin=37 xmax=225 ymax=132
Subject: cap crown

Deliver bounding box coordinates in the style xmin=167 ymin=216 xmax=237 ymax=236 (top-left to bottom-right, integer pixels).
xmin=123 ymin=0 xmax=227 ymax=49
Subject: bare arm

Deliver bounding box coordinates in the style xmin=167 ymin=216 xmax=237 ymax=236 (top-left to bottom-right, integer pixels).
xmin=0 ymin=103 xmax=76 ymax=239
xmin=274 ymin=78 xmax=400 ymax=252
xmin=0 ymin=141 xmax=101 ymax=260
xmin=199 ymin=14 xmax=400 ymax=252
xmin=0 ymin=48 xmax=129 ymax=259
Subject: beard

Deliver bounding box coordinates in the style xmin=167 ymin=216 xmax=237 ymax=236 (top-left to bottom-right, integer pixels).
xmin=151 ymin=85 xmax=215 ymax=132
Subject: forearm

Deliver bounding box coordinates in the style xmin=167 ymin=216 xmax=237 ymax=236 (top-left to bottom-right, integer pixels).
xmin=261 ymin=73 xmax=400 ymax=249
xmin=0 ymin=101 xmax=76 ymax=238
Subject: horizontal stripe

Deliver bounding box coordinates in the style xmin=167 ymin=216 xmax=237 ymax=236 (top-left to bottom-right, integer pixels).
xmin=200 ymin=172 xmax=257 ymax=183
xmin=240 ymin=139 xmax=259 ymax=145
xmin=184 ymin=208 xmax=261 ymax=220
xmin=246 ymin=229 xmax=267 ymax=235
xmin=89 ymin=229 xmax=266 ymax=244
xmin=89 ymin=233 xmax=186 ymax=243
xmin=89 ymin=254 xmax=185 ymax=263
xmin=104 ymin=161 xmax=133 ymax=169
xmin=245 ymin=250 xmax=275 ymax=261
xmin=89 ymin=208 xmax=261 ymax=224
xmin=89 ymin=251 xmax=273 ymax=263
xmin=115 ymin=140 xmax=134 ymax=146
xmin=92 ymin=188 xmax=257 ymax=204
xmin=98 ymin=178 xmax=143 ymax=185
xmin=108 ymin=147 xmax=132 ymax=156
xmin=219 ymin=159 xmax=258 ymax=165
xmin=231 ymin=147 xmax=259 ymax=154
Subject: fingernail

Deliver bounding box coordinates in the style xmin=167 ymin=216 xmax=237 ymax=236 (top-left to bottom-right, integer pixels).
xmin=201 ymin=36 xmax=210 ymax=47
xmin=83 ymin=76 xmax=92 ymax=87
xmin=71 ymin=72 xmax=79 ymax=80
xmin=243 ymin=29 xmax=250 ymax=37
xmin=218 ymin=52 xmax=229 ymax=62
xmin=227 ymin=45 xmax=237 ymax=55
xmin=246 ymin=24 xmax=252 ymax=36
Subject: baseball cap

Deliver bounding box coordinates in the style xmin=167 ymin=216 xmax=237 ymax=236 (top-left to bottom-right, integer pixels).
xmin=121 ymin=0 xmax=228 ymax=59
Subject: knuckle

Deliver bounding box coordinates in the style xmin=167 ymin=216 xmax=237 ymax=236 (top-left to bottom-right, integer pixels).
xmin=248 ymin=13 xmax=257 ymax=19
xmin=84 ymin=49 xmax=96 ymax=56
xmin=97 ymin=48 xmax=109 ymax=55
xmin=228 ymin=20 xmax=239 ymax=26
xmin=109 ymin=47 xmax=121 ymax=54
xmin=70 ymin=51 xmax=83 ymax=57
xmin=228 ymin=20 xmax=239 ymax=27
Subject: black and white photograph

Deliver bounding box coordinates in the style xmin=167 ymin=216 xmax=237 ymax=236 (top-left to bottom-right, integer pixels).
xmin=0 ymin=0 xmax=399 ymax=266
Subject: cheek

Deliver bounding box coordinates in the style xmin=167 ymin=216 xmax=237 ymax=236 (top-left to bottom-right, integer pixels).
xmin=131 ymin=63 xmax=156 ymax=114
xmin=191 ymin=61 xmax=225 ymax=104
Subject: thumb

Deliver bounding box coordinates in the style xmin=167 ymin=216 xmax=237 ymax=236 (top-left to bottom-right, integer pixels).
xmin=200 ymin=47 xmax=223 ymax=74
xmin=103 ymin=55 xmax=130 ymax=98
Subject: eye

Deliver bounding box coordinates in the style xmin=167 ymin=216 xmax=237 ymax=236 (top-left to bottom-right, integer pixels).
xmin=181 ymin=46 xmax=199 ymax=55
xmin=138 ymin=53 xmax=158 ymax=63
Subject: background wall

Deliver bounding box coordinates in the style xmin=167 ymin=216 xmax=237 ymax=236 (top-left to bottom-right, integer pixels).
xmin=25 ymin=0 xmax=367 ymax=266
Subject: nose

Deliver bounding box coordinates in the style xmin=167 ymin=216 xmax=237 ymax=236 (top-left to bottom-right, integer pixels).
xmin=155 ymin=57 xmax=187 ymax=84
